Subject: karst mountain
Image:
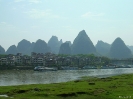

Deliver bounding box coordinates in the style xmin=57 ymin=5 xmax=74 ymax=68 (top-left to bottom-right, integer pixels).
xmin=109 ymin=37 xmax=132 ymax=59
xmin=1 ymin=30 xmax=133 ymax=58
xmin=95 ymin=40 xmax=111 ymax=56
xmin=71 ymin=30 xmax=96 ymax=54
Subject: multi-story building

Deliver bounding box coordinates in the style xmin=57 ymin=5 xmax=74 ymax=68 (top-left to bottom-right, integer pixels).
xmin=6 ymin=56 xmax=15 ymax=66
xmin=23 ymin=55 xmax=31 ymax=65
xmin=31 ymin=52 xmax=37 ymax=57
xmin=31 ymin=56 xmax=45 ymax=66
xmin=37 ymin=57 xmax=45 ymax=65
xmin=15 ymin=55 xmax=23 ymax=65
xmin=0 ymin=58 xmax=7 ymax=65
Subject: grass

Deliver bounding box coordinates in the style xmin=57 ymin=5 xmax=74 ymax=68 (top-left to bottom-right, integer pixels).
xmin=0 ymin=74 xmax=133 ymax=99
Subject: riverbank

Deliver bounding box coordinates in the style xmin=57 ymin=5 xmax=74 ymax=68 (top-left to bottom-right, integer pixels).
xmin=0 ymin=73 xmax=133 ymax=99
xmin=0 ymin=66 xmax=34 ymax=70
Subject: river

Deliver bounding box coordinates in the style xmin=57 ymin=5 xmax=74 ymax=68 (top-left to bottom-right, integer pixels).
xmin=0 ymin=68 xmax=133 ymax=86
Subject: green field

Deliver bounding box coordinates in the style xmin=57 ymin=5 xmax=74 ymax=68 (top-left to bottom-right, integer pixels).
xmin=0 ymin=74 xmax=133 ymax=99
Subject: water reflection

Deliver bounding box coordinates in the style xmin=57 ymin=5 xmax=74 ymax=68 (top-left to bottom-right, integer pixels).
xmin=0 ymin=68 xmax=133 ymax=86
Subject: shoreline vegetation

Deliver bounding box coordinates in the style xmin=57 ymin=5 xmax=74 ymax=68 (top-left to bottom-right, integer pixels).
xmin=0 ymin=73 xmax=133 ymax=99
xmin=0 ymin=65 xmax=34 ymax=70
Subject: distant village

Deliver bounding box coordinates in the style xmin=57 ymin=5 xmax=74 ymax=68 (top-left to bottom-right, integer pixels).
xmin=0 ymin=52 xmax=111 ymax=68
xmin=1 ymin=51 xmax=133 ymax=70
xmin=0 ymin=52 xmax=57 ymax=67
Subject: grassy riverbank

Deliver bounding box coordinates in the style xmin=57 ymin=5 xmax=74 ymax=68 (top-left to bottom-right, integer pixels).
xmin=0 ymin=74 xmax=133 ymax=99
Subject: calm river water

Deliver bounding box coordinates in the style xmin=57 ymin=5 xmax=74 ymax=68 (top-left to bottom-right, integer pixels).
xmin=0 ymin=68 xmax=133 ymax=86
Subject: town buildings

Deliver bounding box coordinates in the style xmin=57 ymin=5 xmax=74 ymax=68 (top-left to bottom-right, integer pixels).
xmin=0 ymin=52 xmax=57 ymax=66
xmin=1 ymin=52 xmax=125 ymax=68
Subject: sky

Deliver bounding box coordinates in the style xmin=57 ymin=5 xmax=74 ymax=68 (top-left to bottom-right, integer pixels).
xmin=0 ymin=0 xmax=133 ymax=50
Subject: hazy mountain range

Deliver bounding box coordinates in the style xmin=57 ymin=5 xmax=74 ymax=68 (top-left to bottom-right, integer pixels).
xmin=0 ymin=30 xmax=133 ymax=59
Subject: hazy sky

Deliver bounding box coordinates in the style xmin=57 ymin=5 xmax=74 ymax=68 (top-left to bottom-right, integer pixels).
xmin=0 ymin=0 xmax=133 ymax=50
